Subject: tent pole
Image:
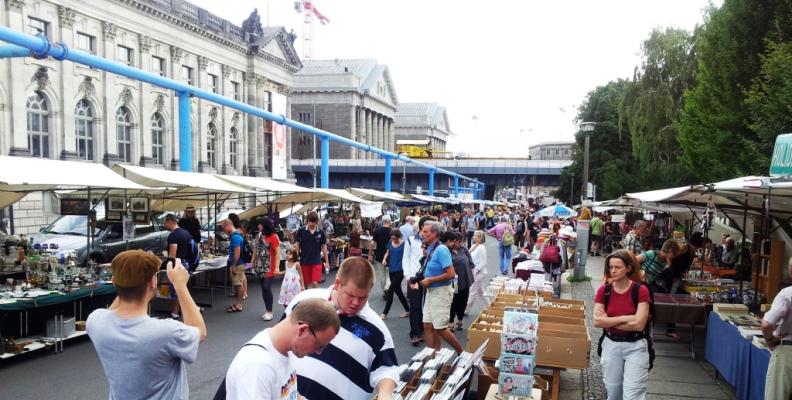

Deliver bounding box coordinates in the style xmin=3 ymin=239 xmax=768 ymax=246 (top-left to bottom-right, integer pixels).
xmin=739 ymin=196 xmax=748 ymax=298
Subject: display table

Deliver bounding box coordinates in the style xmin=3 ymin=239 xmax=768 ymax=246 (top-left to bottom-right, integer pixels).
xmin=0 ymin=284 xmax=116 ymax=311
xmin=705 ymin=312 xmax=770 ymax=399
xmin=652 ymin=293 xmax=707 ymax=358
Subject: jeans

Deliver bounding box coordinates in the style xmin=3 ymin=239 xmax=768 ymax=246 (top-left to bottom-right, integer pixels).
xmin=383 ymin=271 xmax=409 ymax=315
xmin=260 ymin=275 xmax=274 ymax=312
xmin=449 ymin=287 xmax=470 ymax=323
xmin=600 ymin=337 xmax=649 ymax=400
xmin=466 ymin=231 xmax=474 ymax=248
xmin=498 ymin=242 xmax=511 ymax=274
xmin=407 ymin=283 xmax=424 ymax=340
xmin=466 ymin=270 xmax=487 ymax=314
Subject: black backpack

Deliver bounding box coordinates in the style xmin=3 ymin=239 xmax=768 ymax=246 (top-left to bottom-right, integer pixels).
xmin=597 ymin=282 xmax=656 ymax=370
xmin=213 ymin=343 xmax=268 ymax=400
xmin=232 ymin=231 xmax=253 ymax=263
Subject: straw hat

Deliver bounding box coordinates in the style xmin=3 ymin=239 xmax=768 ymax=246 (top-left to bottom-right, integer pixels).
xmin=559 ymin=226 xmax=577 ymax=239
xmin=184 ymin=204 xmax=196 ymax=212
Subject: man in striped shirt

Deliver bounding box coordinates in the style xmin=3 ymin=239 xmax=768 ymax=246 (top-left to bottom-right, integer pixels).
xmin=283 ymin=257 xmax=399 ymax=400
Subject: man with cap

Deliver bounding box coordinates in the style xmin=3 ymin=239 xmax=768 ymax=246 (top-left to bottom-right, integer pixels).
xmin=87 ymin=250 xmax=206 ymax=399
xmin=178 ymin=204 xmax=202 ymax=245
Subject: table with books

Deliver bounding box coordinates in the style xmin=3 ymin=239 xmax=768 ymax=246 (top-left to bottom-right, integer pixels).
xmin=704 ymin=304 xmax=770 ymax=400
xmin=465 ymin=276 xmax=590 ymax=400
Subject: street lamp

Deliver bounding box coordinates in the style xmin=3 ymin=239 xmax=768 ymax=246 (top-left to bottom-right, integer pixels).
xmin=579 ymin=122 xmax=596 ymax=205
xmin=399 ymin=152 xmax=408 ymax=195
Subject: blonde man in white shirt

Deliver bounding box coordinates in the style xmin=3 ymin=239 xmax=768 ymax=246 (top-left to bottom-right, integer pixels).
xmin=762 ymin=257 xmax=792 ymax=400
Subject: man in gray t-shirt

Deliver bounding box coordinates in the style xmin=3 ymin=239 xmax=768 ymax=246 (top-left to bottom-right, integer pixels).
xmin=87 ymin=250 xmax=207 ymax=400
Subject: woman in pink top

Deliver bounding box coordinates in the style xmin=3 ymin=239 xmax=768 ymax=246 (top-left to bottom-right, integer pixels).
xmin=487 ymin=216 xmax=515 ymax=275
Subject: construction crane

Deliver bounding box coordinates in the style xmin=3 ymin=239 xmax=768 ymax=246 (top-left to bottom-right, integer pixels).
xmin=293 ymin=1 xmax=330 ymax=60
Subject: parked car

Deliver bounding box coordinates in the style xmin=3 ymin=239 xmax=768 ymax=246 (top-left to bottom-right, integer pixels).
xmin=31 ymin=213 xmax=169 ymax=265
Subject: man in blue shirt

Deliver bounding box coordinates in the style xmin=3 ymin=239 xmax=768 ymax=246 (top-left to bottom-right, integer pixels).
xmin=410 ymin=220 xmax=463 ymax=353
xmin=223 ymin=219 xmax=245 ymax=313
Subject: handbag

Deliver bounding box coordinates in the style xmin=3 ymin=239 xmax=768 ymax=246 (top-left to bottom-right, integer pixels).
xmin=539 ymin=236 xmax=561 ymax=264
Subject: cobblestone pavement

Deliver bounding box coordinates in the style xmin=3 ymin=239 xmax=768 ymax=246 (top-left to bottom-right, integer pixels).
xmin=569 ymin=277 xmax=606 ymax=399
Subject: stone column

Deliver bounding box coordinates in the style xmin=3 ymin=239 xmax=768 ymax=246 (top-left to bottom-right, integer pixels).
xmin=138 ymin=35 xmax=154 ymax=165
xmin=196 ymin=56 xmax=210 ymax=172
xmin=58 ymin=6 xmax=79 ymax=160
xmin=6 ymin=0 xmax=28 ymax=156
xmin=377 ymin=115 xmax=384 ymax=152
xmin=349 ymin=105 xmax=357 ymax=159
xmin=244 ymin=73 xmax=258 ymax=175
xmin=221 ymin=65 xmax=232 ymax=172
xmin=101 ymin=22 xmax=120 ymax=166
xmin=365 ymin=110 xmax=372 ymax=159
xmin=169 ymin=46 xmax=183 ymax=170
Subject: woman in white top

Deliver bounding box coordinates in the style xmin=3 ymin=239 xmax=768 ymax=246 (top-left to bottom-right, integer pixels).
xmin=465 ymin=230 xmax=489 ymax=315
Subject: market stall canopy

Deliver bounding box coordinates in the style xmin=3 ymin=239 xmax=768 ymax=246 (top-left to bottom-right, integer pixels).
xmin=535 ymin=203 xmax=578 ymax=218
xmin=348 ymin=188 xmax=406 ymax=202
xmin=238 ymin=203 xmax=306 ymax=221
xmin=216 ymin=175 xmax=312 ymax=194
xmin=410 ymin=194 xmax=459 ymax=204
xmin=111 ymin=164 xmax=254 ymax=211
xmin=270 ymin=188 xmax=368 ymax=205
xmin=0 ymin=156 xmax=151 ymax=208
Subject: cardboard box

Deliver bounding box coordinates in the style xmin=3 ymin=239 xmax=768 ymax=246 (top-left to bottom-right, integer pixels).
xmin=467 ymin=325 xmax=503 ymax=360
xmin=535 ymin=327 xmax=591 ymax=369
xmin=538 ymin=314 xmax=585 ymax=326
xmin=539 ymin=306 xmax=584 ymax=318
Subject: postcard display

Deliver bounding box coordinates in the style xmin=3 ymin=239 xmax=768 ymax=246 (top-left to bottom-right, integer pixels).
xmin=498 ymin=308 xmax=539 ymax=397
xmin=390 ymin=345 xmax=486 ymax=400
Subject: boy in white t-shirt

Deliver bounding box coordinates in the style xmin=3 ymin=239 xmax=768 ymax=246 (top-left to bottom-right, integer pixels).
xmin=224 ymin=298 xmax=340 ymax=400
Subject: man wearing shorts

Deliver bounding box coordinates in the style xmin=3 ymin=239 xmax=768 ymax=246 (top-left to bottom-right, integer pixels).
xmin=410 ymin=220 xmax=463 ymax=353
xmin=224 ymin=219 xmax=246 ymax=312
xmin=295 ymin=211 xmax=329 ymax=288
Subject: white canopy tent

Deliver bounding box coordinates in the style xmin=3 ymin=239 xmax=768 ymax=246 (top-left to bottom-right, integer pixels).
xmin=347 ymin=188 xmax=406 ymax=202
xmin=215 ymin=175 xmax=312 ymax=195
xmin=269 ymin=188 xmax=369 ymax=206
xmin=0 ymin=156 xmax=152 ymax=208
xmin=410 ymin=194 xmax=459 ymax=205
xmin=111 ymin=164 xmax=254 ymax=211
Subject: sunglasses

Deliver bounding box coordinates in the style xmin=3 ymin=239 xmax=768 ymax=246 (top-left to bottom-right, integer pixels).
xmin=303 ymin=322 xmax=329 ymax=352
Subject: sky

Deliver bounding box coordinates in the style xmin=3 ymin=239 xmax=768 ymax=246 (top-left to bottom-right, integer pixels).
xmin=189 ymin=0 xmax=719 ymax=157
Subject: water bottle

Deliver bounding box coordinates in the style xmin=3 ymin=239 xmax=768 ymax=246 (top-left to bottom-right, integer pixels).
xmin=452 ymin=274 xmax=459 ymax=294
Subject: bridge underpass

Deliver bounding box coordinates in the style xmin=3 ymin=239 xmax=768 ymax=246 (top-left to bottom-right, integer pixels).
xmin=290 ymin=159 xmax=572 ymax=199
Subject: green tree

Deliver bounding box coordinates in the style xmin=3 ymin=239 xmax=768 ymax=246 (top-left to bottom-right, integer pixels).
xmin=678 ymin=0 xmax=792 ymax=181
xmin=746 ymin=41 xmax=792 ymax=154
xmin=620 ymin=27 xmax=696 ymax=188
xmin=555 ymin=80 xmax=635 ymax=202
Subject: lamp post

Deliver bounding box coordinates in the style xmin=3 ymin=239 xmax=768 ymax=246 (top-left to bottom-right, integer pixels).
xmin=579 ymin=122 xmax=596 ymax=204
xmin=399 ymin=152 xmax=408 ymax=195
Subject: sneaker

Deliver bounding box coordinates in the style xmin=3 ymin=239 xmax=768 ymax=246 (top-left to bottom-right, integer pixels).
xmin=261 ymin=312 xmax=273 ymax=321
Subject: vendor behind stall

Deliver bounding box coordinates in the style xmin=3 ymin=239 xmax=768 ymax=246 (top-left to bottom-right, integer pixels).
xmin=177 ymin=205 xmax=201 ymax=245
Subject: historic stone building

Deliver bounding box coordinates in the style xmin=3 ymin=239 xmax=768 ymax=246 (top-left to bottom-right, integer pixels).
xmin=394 ymin=102 xmax=452 ymax=152
xmin=528 ymin=141 xmax=575 ymax=160
xmin=0 ymin=0 xmax=301 ymax=234
xmin=290 ymin=58 xmax=398 ymax=160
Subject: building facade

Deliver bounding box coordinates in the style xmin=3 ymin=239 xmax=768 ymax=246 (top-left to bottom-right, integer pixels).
xmin=394 ymin=102 xmax=451 ymax=152
xmin=290 ymin=58 xmax=398 ymax=160
xmin=528 ymin=141 xmax=575 ymax=160
xmin=0 ymin=0 xmax=301 ymax=234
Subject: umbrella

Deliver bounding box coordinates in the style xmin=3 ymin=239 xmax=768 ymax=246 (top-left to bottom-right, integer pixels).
xmin=535 ymin=203 xmax=578 ymax=219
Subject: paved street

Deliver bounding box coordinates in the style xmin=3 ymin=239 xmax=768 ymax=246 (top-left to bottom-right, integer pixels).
xmin=0 ymin=241 xmax=740 ymax=400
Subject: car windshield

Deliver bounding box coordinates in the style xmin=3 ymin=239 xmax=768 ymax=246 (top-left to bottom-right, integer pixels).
xmin=41 ymin=215 xmax=96 ymax=237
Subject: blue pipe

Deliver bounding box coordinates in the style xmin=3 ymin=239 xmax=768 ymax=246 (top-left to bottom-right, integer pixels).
xmin=428 ymin=170 xmax=435 ymax=196
xmin=320 ymin=137 xmax=329 ymax=188
xmin=0 ymin=26 xmax=482 ymax=186
xmin=177 ymin=92 xmax=191 ymax=172
xmin=453 ymin=176 xmax=459 ymax=198
xmin=0 ymin=44 xmax=29 ymax=58
xmin=384 ymin=157 xmax=392 ymax=192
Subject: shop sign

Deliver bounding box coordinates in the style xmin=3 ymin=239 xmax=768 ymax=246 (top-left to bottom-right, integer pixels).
xmin=770 ymin=133 xmax=792 ymax=176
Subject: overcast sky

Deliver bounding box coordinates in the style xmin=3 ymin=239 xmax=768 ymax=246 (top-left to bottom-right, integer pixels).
xmin=190 ymin=0 xmax=718 ymax=157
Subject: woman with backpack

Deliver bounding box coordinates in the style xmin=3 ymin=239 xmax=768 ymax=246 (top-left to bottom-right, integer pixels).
xmin=250 ymin=218 xmax=281 ymax=321
xmin=487 ymin=216 xmax=515 ymax=275
xmin=594 ymin=250 xmax=652 ymax=400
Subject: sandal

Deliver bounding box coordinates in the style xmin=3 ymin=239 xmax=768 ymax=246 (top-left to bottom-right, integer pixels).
xmin=399 ymin=312 xmax=410 ymax=318
xmin=380 ymin=314 xmax=388 ymax=320
xmin=226 ymin=305 xmax=243 ymax=313
xmin=455 ymin=322 xmax=464 ymax=331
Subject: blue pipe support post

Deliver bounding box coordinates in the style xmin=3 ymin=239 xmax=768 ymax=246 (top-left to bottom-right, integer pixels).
xmin=384 ymin=157 xmax=392 ymax=192
xmin=428 ymin=170 xmax=435 ymax=196
xmin=0 ymin=44 xmax=30 ymax=58
xmin=320 ymin=137 xmax=330 ymax=189
xmin=0 ymin=26 xmax=483 ymax=188
xmin=453 ymin=176 xmax=459 ymax=198
xmin=177 ymin=92 xmax=191 ymax=172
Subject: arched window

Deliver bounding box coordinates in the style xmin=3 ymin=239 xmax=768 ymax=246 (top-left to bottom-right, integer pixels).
xmin=75 ymin=99 xmax=94 ymax=161
xmin=151 ymin=113 xmax=164 ymax=165
xmin=207 ymin=123 xmax=217 ymax=168
xmin=116 ymin=107 xmax=132 ymax=163
xmin=229 ymin=126 xmax=238 ymax=170
xmin=26 ymin=91 xmax=50 ymax=158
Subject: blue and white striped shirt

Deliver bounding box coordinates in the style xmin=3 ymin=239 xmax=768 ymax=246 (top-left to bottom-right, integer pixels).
xmin=283 ymin=288 xmax=399 ymax=400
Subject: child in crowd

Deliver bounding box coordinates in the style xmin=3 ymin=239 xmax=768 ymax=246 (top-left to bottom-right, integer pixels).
xmin=278 ymin=246 xmax=305 ymax=307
